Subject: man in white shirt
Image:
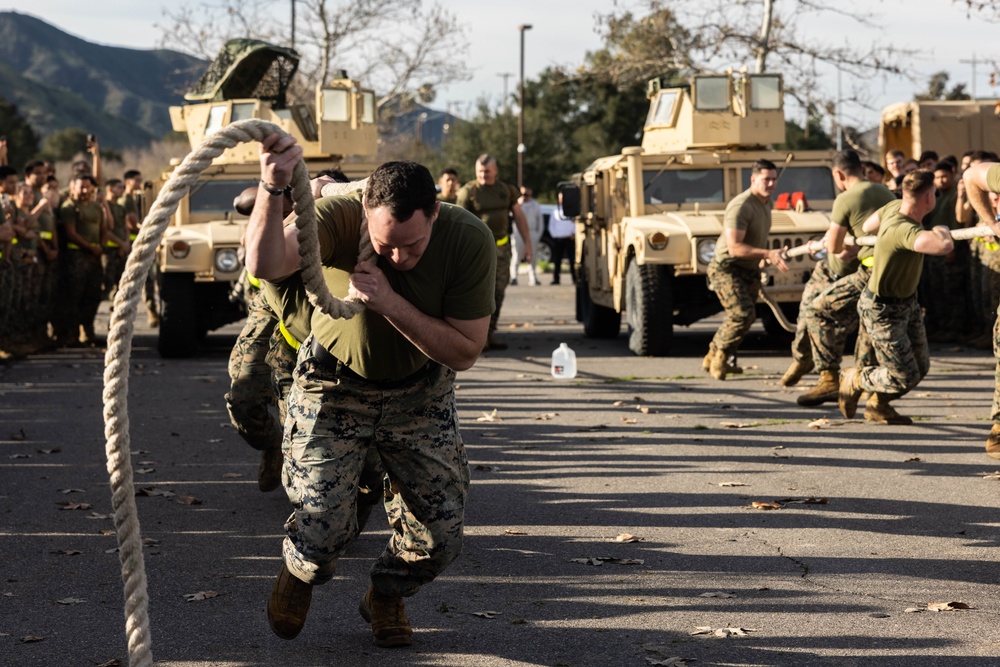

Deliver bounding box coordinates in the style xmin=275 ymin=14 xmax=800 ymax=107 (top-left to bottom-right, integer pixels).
xmin=512 ymin=186 xmax=544 ymax=285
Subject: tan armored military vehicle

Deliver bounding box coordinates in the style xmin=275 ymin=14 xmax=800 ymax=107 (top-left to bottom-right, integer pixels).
xmin=880 ymin=99 xmax=1000 ymax=165
xmin=560 ymin=72 xmax=835 ymax=356
xmin=155 ymin=39 xmax=378 ymax=357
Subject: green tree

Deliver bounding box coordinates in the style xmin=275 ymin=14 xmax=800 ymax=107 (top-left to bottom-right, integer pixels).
xmin=915 ymin=71 xmax=971 ymax=101
xmin=780 ymin=118 xmax=833 ymax=151
xmin=0 ymin=97 xmax=40 ymax=170
xmin=39 ymin=127 xmax=90 ymax=162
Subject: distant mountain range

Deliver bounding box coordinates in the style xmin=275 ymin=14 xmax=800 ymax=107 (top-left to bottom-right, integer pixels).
xmin=0 ymin=11 xmax=205 ymax=149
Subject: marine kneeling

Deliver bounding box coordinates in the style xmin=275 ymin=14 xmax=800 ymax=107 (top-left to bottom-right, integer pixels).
xmin=838 ymin=170 xmax=954 ymax=425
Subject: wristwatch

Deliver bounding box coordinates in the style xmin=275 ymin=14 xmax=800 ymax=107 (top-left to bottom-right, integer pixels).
xmin=260 ymin=180 xmax=289 ymax=196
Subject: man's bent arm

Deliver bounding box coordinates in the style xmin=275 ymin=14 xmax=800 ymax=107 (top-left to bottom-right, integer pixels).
xmin=383 ymin=302 xmax=488 ymax=371
xmin=511 ymin=203 xmax=532 ymax=260
xmin=964 ymin=163 xmax=1000 ymax=235
xmin=244 ymin=133 xmax=304 ymax=280
xmin=913 ymin=226 xmax=954 ymax=256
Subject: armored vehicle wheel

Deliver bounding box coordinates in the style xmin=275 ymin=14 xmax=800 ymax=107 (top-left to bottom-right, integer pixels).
xmin=761 ymin=302 xmax=798 ymax=341
xmin=624 ymin=261 xmax=673 ymax=356
xmin=577 ymin=271 xmax=621 ymax=339
xmin=158 ymin=273 xmax=200 ymax=358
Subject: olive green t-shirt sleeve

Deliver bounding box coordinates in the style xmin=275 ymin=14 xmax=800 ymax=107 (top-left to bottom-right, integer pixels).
xmin=59 ymin=201 xmax=79 ymax=227
xmin=830 ymin=191 xmax=850 ymax=228
xmin=455 ymin=184 xmax=473 ymax=211
xmin=315 ymin=191 xmax=365 ymax=270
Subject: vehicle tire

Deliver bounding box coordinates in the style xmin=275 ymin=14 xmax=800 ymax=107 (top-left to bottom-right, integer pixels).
xmin=761 ymin=302 xmax=798 ymax=340
xmin=577 ymin=270 xmax=621 ymax=339
xmin=624 ymin=261 xmax=673 ymax=356
xmin=158 ymin=272 xmax=200 ymax=358
xmin=535 ymin=240 xmax=552 ymax=265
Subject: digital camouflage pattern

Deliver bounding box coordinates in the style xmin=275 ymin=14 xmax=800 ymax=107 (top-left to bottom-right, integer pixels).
xmin=491 ymin=241 xmax=512 ymax=334
xmin=790 ymin=259 xmax=838 ymax=365
xmin=992 ymin=302 xmax=1000 ymax=423
xmin=281 ymin=341 xmax=469 ymax=596
xmin=856 ymin=291 xmax=929 ymax=397
xmin=804 ymin=265 xmax=869 ymax=372
xmin=225 ymin=291 xmax=282 ymax=452
xmin=708 ymin=262 xmax=760 ymax=356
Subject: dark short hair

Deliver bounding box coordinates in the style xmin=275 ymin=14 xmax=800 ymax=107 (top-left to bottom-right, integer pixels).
xmin=832 ymin=150 xmax=863 ymax=176
xmin=364 ymin=161 xmax=437 ymax=220
xmin=123 ymin=169 xmax=142 ymax=181
xmin=23 ymin=159 xmax=44 ymax=177
xmin=902 ymin=170 xmax=935 ymax=198
xmin=751 ymin=159 xmax=777 ymax=175
xmin=315 ymin=168 xmax=349 ymax=183
xmin=440 ymin=168 xmax=458 ymax=178
xmin=0 ymin=165 xmax=17 ymax=180
xmin=45 ymin=175 xmax=58 ymax=186
xmin=71 ymin=174 xmax=97 ymax=186
xmin=932 ymin=161 xmax=955 ymax=174
xmin=71 ymin=160 xmax=90 ymax=173
xmin=888 ymin=149 xmax=906 ymax=159
xmin=862 ymin=161 xmax=885 ymax=178
xmin=941 ymin=155 xmax=959 ymax=169
xmin=106 ymin=178 xmax=123 ymax=188
xmin=918 ymin=150 xmax=939 ymax=164
xmin=476 ymin=153 xmax=496 ymax=167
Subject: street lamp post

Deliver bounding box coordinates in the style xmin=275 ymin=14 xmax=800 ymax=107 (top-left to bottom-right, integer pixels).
xmin=517 ymin=24 xmax=532 ymax=190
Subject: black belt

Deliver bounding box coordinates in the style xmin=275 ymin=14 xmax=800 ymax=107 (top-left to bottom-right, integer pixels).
xmin=310 ymin=338 xmax=435 ymax=389
xmin=863 ymin=288 xmax=911 ymax=305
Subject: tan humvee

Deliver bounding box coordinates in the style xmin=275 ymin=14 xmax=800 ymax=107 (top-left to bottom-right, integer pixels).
xmin=560 ymin=72 xmax=835 ymax=356
xmin=879 ymin=99 xmax=1000 ymax=166
xmin=154 ymin=39 xmax=377 ymax=357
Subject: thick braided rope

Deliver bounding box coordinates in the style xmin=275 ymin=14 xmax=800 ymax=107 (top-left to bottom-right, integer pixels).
xmin=785 ymin=225 xmax=996 ymax=258
xmin=102 ymin=119 xmax=368 ymax=665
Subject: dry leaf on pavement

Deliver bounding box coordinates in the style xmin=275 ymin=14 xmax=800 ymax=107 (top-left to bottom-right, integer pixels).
xmin=777 ymin=497 xmax=828 ymax=505
xmin=749 ymin=502 xmax=781 ymax=510
xmin=8 ymin=453 xmax=30 ymax=459
xmin=621 ymin=417 xmax=638 ymax=424
xmin=614 ymin=533 xmax=643 ymax=543
xmin=980 ymin=471 xmax=1000 ymax=480
xmin=96 ymin=660 xmax=122 ymax=667
xmin=613 ymin=400 xmax=627 ymax=407
xmin=88 ymin=512 xmax=112 ymax=520
xmin=504 ymin=529 xmax=527 ymax=535
xmin=56 ymin=598 xmax=86 ymax=605
xmin=135 ymin=468 xmax=156 ymax=475
xmin=571 ymin=556 xmax=644 ymax=566
xmin=37 ymin=448 xmax=61 ymax=454
xmin=475 ymin=464 xmax=499 ymax=472
xmin=53 ymin=550 xmax=82 ymax=556
xmin=59 ymin=488 xmax=85 ymax=494
xmin=698 ymin=592 xmax=736 ymax=598
xmin=721 ymin=422 xmax=760 ymax=429
xmin=637 ymin=406 xmax=657 ymax=414
xmin=20 ymin=635 xmax=45 ymax=643
xmin=476 ymin=409 xmax=502 ymax=422
xmin=534 ymin=413 xmax=558 ymax=420
xmin=472 ymin=610 xmax=501 ymax=618
xmin=927 ymin=601 xmax=971 ymax=611
xmin=9 ymin=428 xmax=27 ymax=441
xmin=718 ymin=482 xmax=748 ymax=487
xmin=183 ymin=591 xmax=220 ymax=602
xmin=176 ymin=496 xmax=202 ymax=506
xmin=56 ymin=502 xmax=91 ymax=511
xmin=222 ymin=473 xmax=242 ymax=478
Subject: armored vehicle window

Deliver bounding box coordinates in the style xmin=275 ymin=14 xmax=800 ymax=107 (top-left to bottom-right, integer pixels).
xmin=362 ymin=92 xmax=376 ymax=124
xmin=206 ymin=105 xmax=228 ymax=135
xmin=189 ymin=180 xmax=260 ymax=214
xmin=694 ymin=77 xmax=730 ymax=111
xmin=644 ymin=169 xmax=724 ymax=204
xmin=645 ymin=90 xmax=679 ymax=128
xmin=323 ymin=89 xmax=351 ymax=122
xmin=740 ymin=166 xmax=835 ymax=201
xmin=232 ymin=103 xmax=256 ymax=122
xmin=750 ymin=75 xmax=782 ymax=110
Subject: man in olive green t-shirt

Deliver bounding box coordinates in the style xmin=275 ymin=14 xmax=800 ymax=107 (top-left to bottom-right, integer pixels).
xmin=245 ymin=143 xmax=495 ymax=648
xmin=839 ymin=170 xmax=953 ymax=424
xmin=58 ymin=175 xmax=106 ymax=346
xmin=787 ymin=150 xmax=896 ymax=407
xmin=456 ymin=154 xmax=532 ymax=351
xmin=705 ymin=159 xmax=788 ymax=380
xmin=963 ymin=162 xmax=1000 ymax=457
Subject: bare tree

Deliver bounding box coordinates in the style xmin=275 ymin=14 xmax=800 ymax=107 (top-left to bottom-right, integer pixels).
xmin=591 ymin=0 xmax=918 ymax=128
xmin=158 ymin=0 xmax=471 ymax=113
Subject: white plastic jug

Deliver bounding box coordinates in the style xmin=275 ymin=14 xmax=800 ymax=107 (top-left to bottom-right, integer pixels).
xmin=551 ymin=342 xmax=577 ymax=379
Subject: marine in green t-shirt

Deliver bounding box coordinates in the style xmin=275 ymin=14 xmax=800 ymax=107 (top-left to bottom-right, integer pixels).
xmin=828 ymin=179 xmax=896 ymax=275
xmin=867 ymin=203 xmax=927 ymax=299
xmin=712 ymin=187 xmax=773 ymax=271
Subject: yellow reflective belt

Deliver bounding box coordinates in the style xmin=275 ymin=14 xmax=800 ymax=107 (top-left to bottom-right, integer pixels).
xmin=129 ymin=233 xmax=138 ymax=241
xmin=40 ymin=231 xmax=53 ymax=240
xmin=495 ymin=235 xmax=510 ymax=246
xmin=246 ymin=271 xmax=261 ymax=289
xmin=278 ymin=320 xmax=301 ymax=350
xmin=67 ymin=242 xmax=81 ymax=250
xmin=860 ymin=256 xmax=874 ymax=268
xmin=105 ymin=241 xmax=120 ymax=248
xmin=10 ymin=238 xmax=17 ymax=244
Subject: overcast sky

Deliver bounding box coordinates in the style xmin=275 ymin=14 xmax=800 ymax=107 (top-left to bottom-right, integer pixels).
xmin=2 ymin=1 xmax=997 ymax=131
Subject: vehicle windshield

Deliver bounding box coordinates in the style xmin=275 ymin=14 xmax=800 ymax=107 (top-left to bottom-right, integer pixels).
xmin=741 ymin=166 xmax=835 ymax=201
xmin=643 ymin=169 xmax=725 ymax=204
xmin=188 ymin=179 xmax=260 ymax=214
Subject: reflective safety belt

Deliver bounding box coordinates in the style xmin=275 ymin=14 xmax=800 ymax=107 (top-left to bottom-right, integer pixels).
xmin=39 ymin=231 xmax=53 ymax=240
xmin=105 ymin=240 xmax=120 ymax=248
xmin=278 ymin=320 xmax=301 ymax=350
xmin=246 ymin=270 xmax=261 ymax=289
xmin=860 ymin=256 xmax=874 ymax=268
xmin=67 ymin=242 xmax=81 ymax=250
xmin=495 ymin=235 xmax=509 ymax=246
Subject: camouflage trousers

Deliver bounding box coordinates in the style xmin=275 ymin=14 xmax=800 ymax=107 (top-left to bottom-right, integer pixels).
xmin=282 ymin=337 xmax=469 ymax=595
xmin=225 ymin=291 xmax=281 ymax=452
xmin=803 ymin=265 xmax=869 ymax=373
xmin=65 ymin=250 xmax=104 ymax=340
xmin=991 ymin=302 xmax=1000 ymax=423
xmin=790 ymin=260 xmax=838 ymax=365
xmin=103 ymin=249 xmax=127 ymax=302
xmin=708 ymin=262 xmax=760 ymax=356
xmin=856 ymin=291 xmax=929 ymax=397
xmin=490 ymin=241 xmax=512 ymax=334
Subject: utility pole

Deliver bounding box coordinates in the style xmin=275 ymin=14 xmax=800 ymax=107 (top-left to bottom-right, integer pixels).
xmin=517 ymin=24 xmax=532 ymax=191
xmin=960 ymin=52 xmax=978 ymax=99
xmin=497 ymin=72 xmax=514 ymax=110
